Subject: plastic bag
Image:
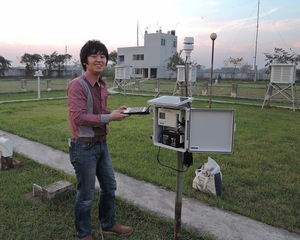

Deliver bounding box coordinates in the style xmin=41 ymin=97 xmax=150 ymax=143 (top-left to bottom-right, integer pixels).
xmin=192 ymin=157 xmax=222 ymax=196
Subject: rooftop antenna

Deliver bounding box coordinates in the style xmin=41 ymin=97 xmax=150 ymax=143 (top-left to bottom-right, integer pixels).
xmin=65 ymin=46 xmax=68 ymax=67
xmin=253 ymin=0 xmax=260 ymax=82
xmin=137 ymin=21 xmax=139 ymax=47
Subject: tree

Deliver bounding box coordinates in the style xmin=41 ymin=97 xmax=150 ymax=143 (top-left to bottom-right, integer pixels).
xmin=165 ymin=51 xmax=198 ymax=79
xmin=195 ymin=64 xmax=206 ymax=78
xmin=240 ymin=62 xmax=252 ymax=78
xmin=223 ymin=57 xmax=244 ymax=79
xmin=165 ymin=50 xmax=185 ymax=78
xmin=109 ymin=50 xmax=117 ymax=66
xmin=0 ymin=56 xmax=12 ymax=76
xmin=73 ymin=59 xmax=82 ymax=69
xmin=264 ymin=48 xmax=300 ymax=75
xmin=196 ymin=64 xmax=205 ymax=71
xmin=54 ymin=54 xmax=72 ymax=77
xmin=43 ymin=52 xmax=58 ymax=77
xmin=20 ymin=53 xmax=43 ymax=77
xmin=102 ymin=68 xmax=115 ymax=79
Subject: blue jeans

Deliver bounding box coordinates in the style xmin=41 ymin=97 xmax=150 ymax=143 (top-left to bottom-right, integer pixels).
xmin=69 ymin=139 xmax=117 ymax=238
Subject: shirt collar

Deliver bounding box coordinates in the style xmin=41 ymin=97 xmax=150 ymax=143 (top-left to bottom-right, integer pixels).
xmin=83 ymin=72 xmax=106 ymax=87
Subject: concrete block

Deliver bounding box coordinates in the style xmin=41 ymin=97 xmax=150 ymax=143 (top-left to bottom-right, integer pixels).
xmin=231 ymin=83 xmax=238 ymax=98
xmin=135 ymin=80 xmax=140 ymax=91
xmin=21 ymin=79 xmax=27 ymax=92
xmin=42 ymin=180 xmax=73 ymax=202
xmin=46 ymin=79 xmax=51 ymax=91
xmin=202 ymin=82 xmax=208 ymax=96
xmin=155 ymin=80 xmax=160 ymax=92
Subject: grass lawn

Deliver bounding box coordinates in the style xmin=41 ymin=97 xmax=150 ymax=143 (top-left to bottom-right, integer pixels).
xmin=0 ymin=153 xmax=208 ymax=240
xmin=0 ymin=90 xmax=299 ymax=237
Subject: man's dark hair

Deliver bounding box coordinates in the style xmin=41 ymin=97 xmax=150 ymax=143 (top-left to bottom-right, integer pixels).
xmin=80 ymin=40 xmax=109 ymax=71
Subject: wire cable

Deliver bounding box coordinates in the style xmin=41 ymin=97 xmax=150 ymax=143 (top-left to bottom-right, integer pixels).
xmin=261 ymin=5 xmax=291 ymax=51
xmin=156 ymin=147 xmax=189 ymax=173
xmin=225 ymin=4 xmax=257 ymax=57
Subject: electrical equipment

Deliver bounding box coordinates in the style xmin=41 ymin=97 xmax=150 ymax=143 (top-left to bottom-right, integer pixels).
xmin=158 ymin=108 xmax=182 ymax=128
xmin=148 ymin=96 xmax=235 ymax=154
xmin=161 ymin=130 xmax=182 ymax=148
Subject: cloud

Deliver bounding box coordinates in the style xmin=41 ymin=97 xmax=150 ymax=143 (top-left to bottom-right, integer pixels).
xmin=294 ymin=42 xmax=300 ymax=48
xmin=259 ymin=18 xmax=300 ymax=32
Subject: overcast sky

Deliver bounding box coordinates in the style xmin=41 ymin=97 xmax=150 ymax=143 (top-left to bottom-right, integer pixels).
xmin=1 ymin=0 xmax=300 ymax=69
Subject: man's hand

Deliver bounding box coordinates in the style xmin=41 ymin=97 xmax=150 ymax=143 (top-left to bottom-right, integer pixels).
xmin=109 ymin=106 xmax=129 ymax=121
xmin=118 ymin=105 xmax=127 ymax=111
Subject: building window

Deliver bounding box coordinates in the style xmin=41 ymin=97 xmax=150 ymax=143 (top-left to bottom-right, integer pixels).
xmin=135 ymin=68 xmax=142 ymax=74
xmin=133 ymin=54 xmax=144 ymax=60
xmin=173 ymin=40 xmax=177 ymax=48
xmin=119 ymin=55 xmax=124 ymax=62
xmin=161 ymin=38 xmax=165 ymax=46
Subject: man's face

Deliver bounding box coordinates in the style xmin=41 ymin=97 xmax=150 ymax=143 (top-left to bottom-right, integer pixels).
xmin=86 ymin=52 xmax=106 ymax=75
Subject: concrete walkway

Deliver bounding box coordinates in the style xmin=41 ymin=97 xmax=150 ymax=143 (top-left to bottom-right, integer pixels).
xmin=1 ymin=130 xmax=299 ymax=240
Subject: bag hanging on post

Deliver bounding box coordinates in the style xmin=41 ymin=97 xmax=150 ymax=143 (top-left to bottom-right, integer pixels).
xmin=192 ymin=157 xmax=222 ymax=196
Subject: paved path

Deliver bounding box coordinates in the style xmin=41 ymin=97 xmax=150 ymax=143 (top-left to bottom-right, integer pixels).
xmin=1 ymin=130 xmax=299 ymax=240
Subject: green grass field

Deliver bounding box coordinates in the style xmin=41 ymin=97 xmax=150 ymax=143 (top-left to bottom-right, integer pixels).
xmin=0 ymin=153 xmax=210 ymax=240
xmin=0 ymin=79 xmax=300 ymax=238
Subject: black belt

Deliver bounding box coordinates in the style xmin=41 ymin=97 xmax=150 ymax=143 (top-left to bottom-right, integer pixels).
xmin=77 ymin=135 xmax=106 ymax=142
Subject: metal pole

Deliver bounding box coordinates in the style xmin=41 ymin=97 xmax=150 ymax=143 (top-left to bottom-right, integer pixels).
xmin=253 ymin=0 xmax=260 ymax=82
xmin=174 ymin=152 xmax=184 ymax=240
xmin=174 ymin=54 xmax=190 ymax=240
xmin=209 ymin=33 xmax=217 ymax=109
xmin=209 ymin=42 xmax=214 ymax=108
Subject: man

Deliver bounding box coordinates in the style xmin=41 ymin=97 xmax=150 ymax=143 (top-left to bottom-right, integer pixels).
xmin=217 ymin=74 xmax=221 ymax=84
xmin=67 ymin=40 xmax=132 ymax=240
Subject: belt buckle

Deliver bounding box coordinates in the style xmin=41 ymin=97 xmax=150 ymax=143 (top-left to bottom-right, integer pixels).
xmin=96 ymin=136 xmax=104 ymax=142
xmin=97 ymin=135 xmax=105 ymax=142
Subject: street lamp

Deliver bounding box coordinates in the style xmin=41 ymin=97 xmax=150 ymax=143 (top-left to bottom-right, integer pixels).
xmin=209 ymin=33 xmax=217 ymax=108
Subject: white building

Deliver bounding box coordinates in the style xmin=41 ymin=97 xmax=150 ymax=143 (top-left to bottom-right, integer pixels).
xmin=116 ymin=29 xmax=178 ymax=79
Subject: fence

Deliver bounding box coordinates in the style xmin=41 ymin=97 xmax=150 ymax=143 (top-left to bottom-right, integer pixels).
xmin=0 ymin=78 xmax=71 ymax=93
xmin=0 ymin=78 xmax=299 ymax=104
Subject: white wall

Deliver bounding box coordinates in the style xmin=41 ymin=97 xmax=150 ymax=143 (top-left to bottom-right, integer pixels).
xmin=117 ymin=30 xmax=177 ymax=79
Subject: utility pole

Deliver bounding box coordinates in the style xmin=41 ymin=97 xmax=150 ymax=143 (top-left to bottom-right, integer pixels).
xmin=253 ymin=0 xmax=260 ymax=82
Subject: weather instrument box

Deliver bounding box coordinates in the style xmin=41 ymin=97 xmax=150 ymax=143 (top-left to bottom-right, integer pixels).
xmin=270 ymin=64 xmax=296 ymax=84
xmin=148 ymin=96 xmax=235 ymax=153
